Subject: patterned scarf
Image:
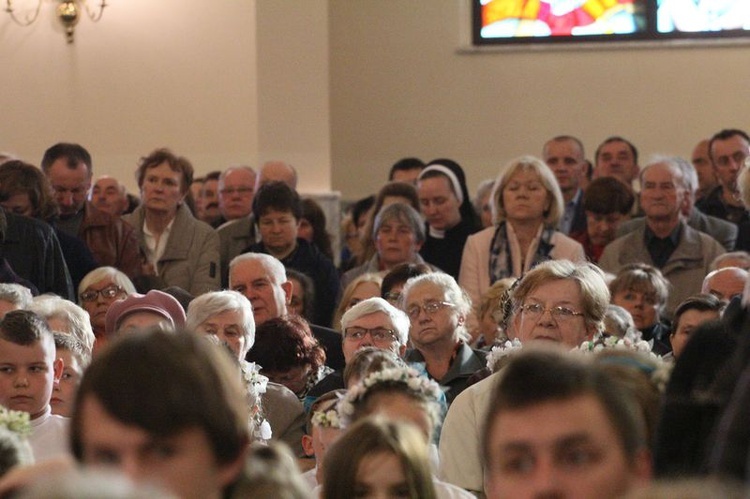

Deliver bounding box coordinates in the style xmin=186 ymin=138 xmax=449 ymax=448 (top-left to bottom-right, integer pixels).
xmin=489 ymin=222 xmax=556 ymax=284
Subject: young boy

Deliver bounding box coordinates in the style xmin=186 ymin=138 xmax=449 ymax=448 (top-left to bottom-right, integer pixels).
xmin=51 ymin=333 xmax=90 ymax=418
xmin=300 ymin=390 xmax=344 ymax=490
xmin=0 ymin=310 xmax=66 ymax=462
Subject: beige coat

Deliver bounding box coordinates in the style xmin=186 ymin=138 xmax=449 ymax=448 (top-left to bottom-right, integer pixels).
xmin=124 ymin=204 xmax=220 ymax=295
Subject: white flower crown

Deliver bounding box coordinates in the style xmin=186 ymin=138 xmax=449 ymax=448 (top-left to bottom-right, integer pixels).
xmin=486 ymin=338 xmax=523 ymax=372
xmin=311 ymin=409 xmax=343 ymax=429
xmin=0 ymin=406 xmax=31 ymax=438
xmin=576 ymin=336 xmax=673 ymax=392
xmin=241 ymin=361 xmax=272 ymax=441
xmin=577 ymin=335 xmax=655 ymax=356
xmin=337 ymin=366 xmax=442 ymax=425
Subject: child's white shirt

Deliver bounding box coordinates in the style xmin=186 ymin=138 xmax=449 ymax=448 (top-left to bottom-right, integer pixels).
xmin=29 ymin=406 xmax=70 ymax=463
xmin=301 ymin=466 xmax=318 ymax=491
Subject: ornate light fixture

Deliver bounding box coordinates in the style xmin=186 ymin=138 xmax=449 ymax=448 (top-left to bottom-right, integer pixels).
xmin=5 ymin=0 xmax=107 ymax=43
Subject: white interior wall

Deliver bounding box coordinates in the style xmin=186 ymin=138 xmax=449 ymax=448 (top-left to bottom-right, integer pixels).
xmin=2 ymin=1 xmax=749 ymax=205
xmin=0 ymin=0 xmax=259 ymax=193
xmin=329 ymin=1 xmax=750 ymax=200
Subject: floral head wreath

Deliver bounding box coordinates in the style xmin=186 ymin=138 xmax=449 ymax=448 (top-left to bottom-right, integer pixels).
xmin=0 ymin=406 xmax=31 ymax=438
xmin=311 ymin=409 xmax=343 ymax=429
xmin=577 ymin=336 xmax=672 ymax=392
xmin=337 ymin=366 xmax=442 ymax=426
xmin=487 ymin=334 xmax=673 ymax=392
xmin=486 ymin=338 xmax=523 ymax=373
xmin=242 ymin=361 xmax=272 ymax=441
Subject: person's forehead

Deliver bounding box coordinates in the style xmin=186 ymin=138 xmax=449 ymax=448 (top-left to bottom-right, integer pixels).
xmin=379 ymin=217 xmax=411 ymax=230
xmin=86 ymin=277 xmax=117 ymax=290
xmin=59 ymin=349 xmax=84 ymax=371
xmin=289 ymin=278 xmax=304 ymax=295
xmin=712 ymin=134 xmax=750 ymax=153
xmin=526 ymin=278 xmax=582 ymax=302
xmin=404 ymin=281 xmax=444 ymax=303
xmin=642 ymin=162 xmax=677 ymax=181
xmin=146 ymin=162 xmax=181 ymax=179
xmin=490 ymin=394 xmax=618 ymax=449
xmin=417 ymin=174 xmax=452 ymax=193
xmin=350 ymin=311 xmax=395 ymax=329
xmin=259 ymin=164 xmax=294 ymax=185
xmin=507 ymin=168 xmax=541 ymax=183
xmin=95 ymin=177 xmax=119 ymax=189
xmin=708 ymin=269 xmax=746 ymax=289
xmin=259 ymin=208 xmax=295 ymax=220
xmin=392 ymin=168 xmax=421 ymax=182
xmin=223 ymin=168 xmax=255 ymax=186
xmin=234 ymin=260 xmax=278 ymax=283
xmin=118 ymin=310 xmax=170 ymax=329
xmin=0 ymin=336 xmax=52 ymax=361
xmin=692 ymin=141 xmax=709 ymax=158
xmin=600 ymin=140 xmax=632 ymax=156
xmin=545 ymin=139 xmax=582 ymax=158
xmin=48 ymin=159 xmax=89 ymax=183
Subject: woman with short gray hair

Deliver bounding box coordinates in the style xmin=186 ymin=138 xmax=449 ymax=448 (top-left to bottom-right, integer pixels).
xmin=186 ymin=290 xmax=255 ymax=360
xmin=341 ymin=203 xmax=431 ymax=289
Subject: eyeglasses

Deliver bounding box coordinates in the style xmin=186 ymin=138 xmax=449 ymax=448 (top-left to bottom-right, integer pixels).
xmin=80 ymin=284 xmax=124 ymax=302
xmin=518 ymin=303 xmax=583 ymax=322
xmin=344 ymin=327 xmax=398 ymax=342
xmin=219 ymin=187 xmax=253 ymax=196
xmin=384 ymin=291 xmax=401 ymax=303
xmin=406 ymin=301 xmax=454 ymax=320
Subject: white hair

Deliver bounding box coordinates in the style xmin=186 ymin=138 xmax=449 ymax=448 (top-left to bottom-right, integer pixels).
xmin=401 ymin=272 xmax=472 ymax=341
xmin=28 ymin=295 xmax=94 ymax=358
xmin=229 ymin=253 xmax=287 ymax=286
xmin=186 ymin=290 xmax=255 ymax=357
xmin=341 ymin=297 xmax=410 ymax=346
xmin=77 ymin=266 xmax=136 ymax=305
xmin=0 ymin=284 xmax=32 ymax=309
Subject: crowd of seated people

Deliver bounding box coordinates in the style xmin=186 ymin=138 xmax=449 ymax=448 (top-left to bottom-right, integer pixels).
xmin=0 ymin=130 xmax=749 ymax=497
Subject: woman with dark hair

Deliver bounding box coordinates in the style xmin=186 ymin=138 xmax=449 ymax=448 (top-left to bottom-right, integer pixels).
xmin=299 ymin=198 xmax=334 ymax=261
xmin=417 ymin=159 xmax=481 ymax=278
xmin=339 ymin=195 xmax=376 ymax=272
xmin=246 ymin=315 xmax=332 ymax=399
xmin=0 ymin=160 xmax=98 ymax=290
xmin=287 ymin=269 xmax=316 ymax=323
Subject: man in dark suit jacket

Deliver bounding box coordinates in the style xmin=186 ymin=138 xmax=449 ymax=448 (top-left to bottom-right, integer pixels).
xmin=543 ymin=135 xmax=588 ymax=235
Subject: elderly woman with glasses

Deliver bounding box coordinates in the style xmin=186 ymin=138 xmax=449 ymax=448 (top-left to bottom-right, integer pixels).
xmin=438 ymin=259 xmax=610 ymax=494
xmin=401 ymin=272 xmax=487 ymax=406
xmin=78 ymin=266 xmax=136 ymax=351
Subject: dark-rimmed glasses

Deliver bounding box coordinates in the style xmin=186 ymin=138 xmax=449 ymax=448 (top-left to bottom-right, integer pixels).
xmin=80 ymin=284 xmax=124 ymax=302
xmin=344 ymin=327 xmax=398 ymax=342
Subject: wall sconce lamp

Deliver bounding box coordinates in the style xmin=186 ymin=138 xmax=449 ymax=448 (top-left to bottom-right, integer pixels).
xmin=5 ymin=0 xmax=107 ymax=44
